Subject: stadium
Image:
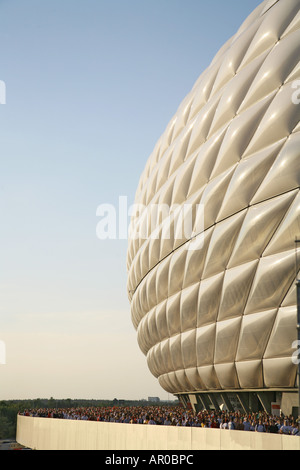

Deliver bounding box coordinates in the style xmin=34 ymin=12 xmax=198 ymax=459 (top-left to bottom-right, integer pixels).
xmin=127 ymin=0 xmax=300 ymax=417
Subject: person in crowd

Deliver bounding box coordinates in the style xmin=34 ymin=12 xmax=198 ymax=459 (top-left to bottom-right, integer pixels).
xmin=255 ymin=419 xmax=266 ymax=432
xmin=220 ymin=418 xmax=228 ymax=429
xmin=228 ymin=417 xmax=235 ymax=430
xmin=243 ymin=417 xmax=251 ymax=431
xmin=269 ymin=419 xmax=279 ymax=434
xmin=291 ymin=422 xmax=300 ymax=436
xmin=279 ymin=419 xmax=293 ymax=435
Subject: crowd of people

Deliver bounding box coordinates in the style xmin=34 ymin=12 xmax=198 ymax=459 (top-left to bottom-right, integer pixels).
xmin=19 ymin=405 xmax=300 ymax=435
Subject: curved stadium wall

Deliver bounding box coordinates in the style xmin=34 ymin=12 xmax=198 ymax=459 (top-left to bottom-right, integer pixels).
xmin=127 ymin=0 xmax=300 ymax=412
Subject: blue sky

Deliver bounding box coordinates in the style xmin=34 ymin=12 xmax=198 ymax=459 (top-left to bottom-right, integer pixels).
xmin=0 ymin=0 xmax=262 ymax=400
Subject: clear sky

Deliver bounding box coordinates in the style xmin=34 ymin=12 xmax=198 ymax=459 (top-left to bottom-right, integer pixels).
xmin=0 ymin=0 xmax=262 ymax=401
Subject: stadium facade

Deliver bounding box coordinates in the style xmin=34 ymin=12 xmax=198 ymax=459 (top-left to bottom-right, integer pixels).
xmin=127 ymin=0 xmax=300 ymax=415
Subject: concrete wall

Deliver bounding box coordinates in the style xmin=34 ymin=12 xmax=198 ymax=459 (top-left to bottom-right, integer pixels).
xmin=16 ymin=415 xmax=300 ymax=451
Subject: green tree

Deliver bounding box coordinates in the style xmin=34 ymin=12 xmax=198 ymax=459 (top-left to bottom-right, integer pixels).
xmin=0 ymin=415 xmax=15 ymax=439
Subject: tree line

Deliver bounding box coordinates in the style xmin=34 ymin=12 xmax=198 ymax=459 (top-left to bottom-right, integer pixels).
xmin=0 ymin=397 xmax=173 ymax=439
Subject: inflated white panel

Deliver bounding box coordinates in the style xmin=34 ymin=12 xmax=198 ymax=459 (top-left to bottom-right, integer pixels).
xmin=196 ymin=323 xmax=216 ymax=366
xmin=236 ymin=309 xmax=277 ymax=361
xmin=214 ymin=317 xmax=242 ymax=364
xmin=235 ymin=360 xmax=264 ymax=389
xmin=217 ymin=260 xmax=259 ymax=321
xmin=263 ymin=306 xmax=297 ymax=358
xmin=214 ymin=363 xmax=240 ymax=389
